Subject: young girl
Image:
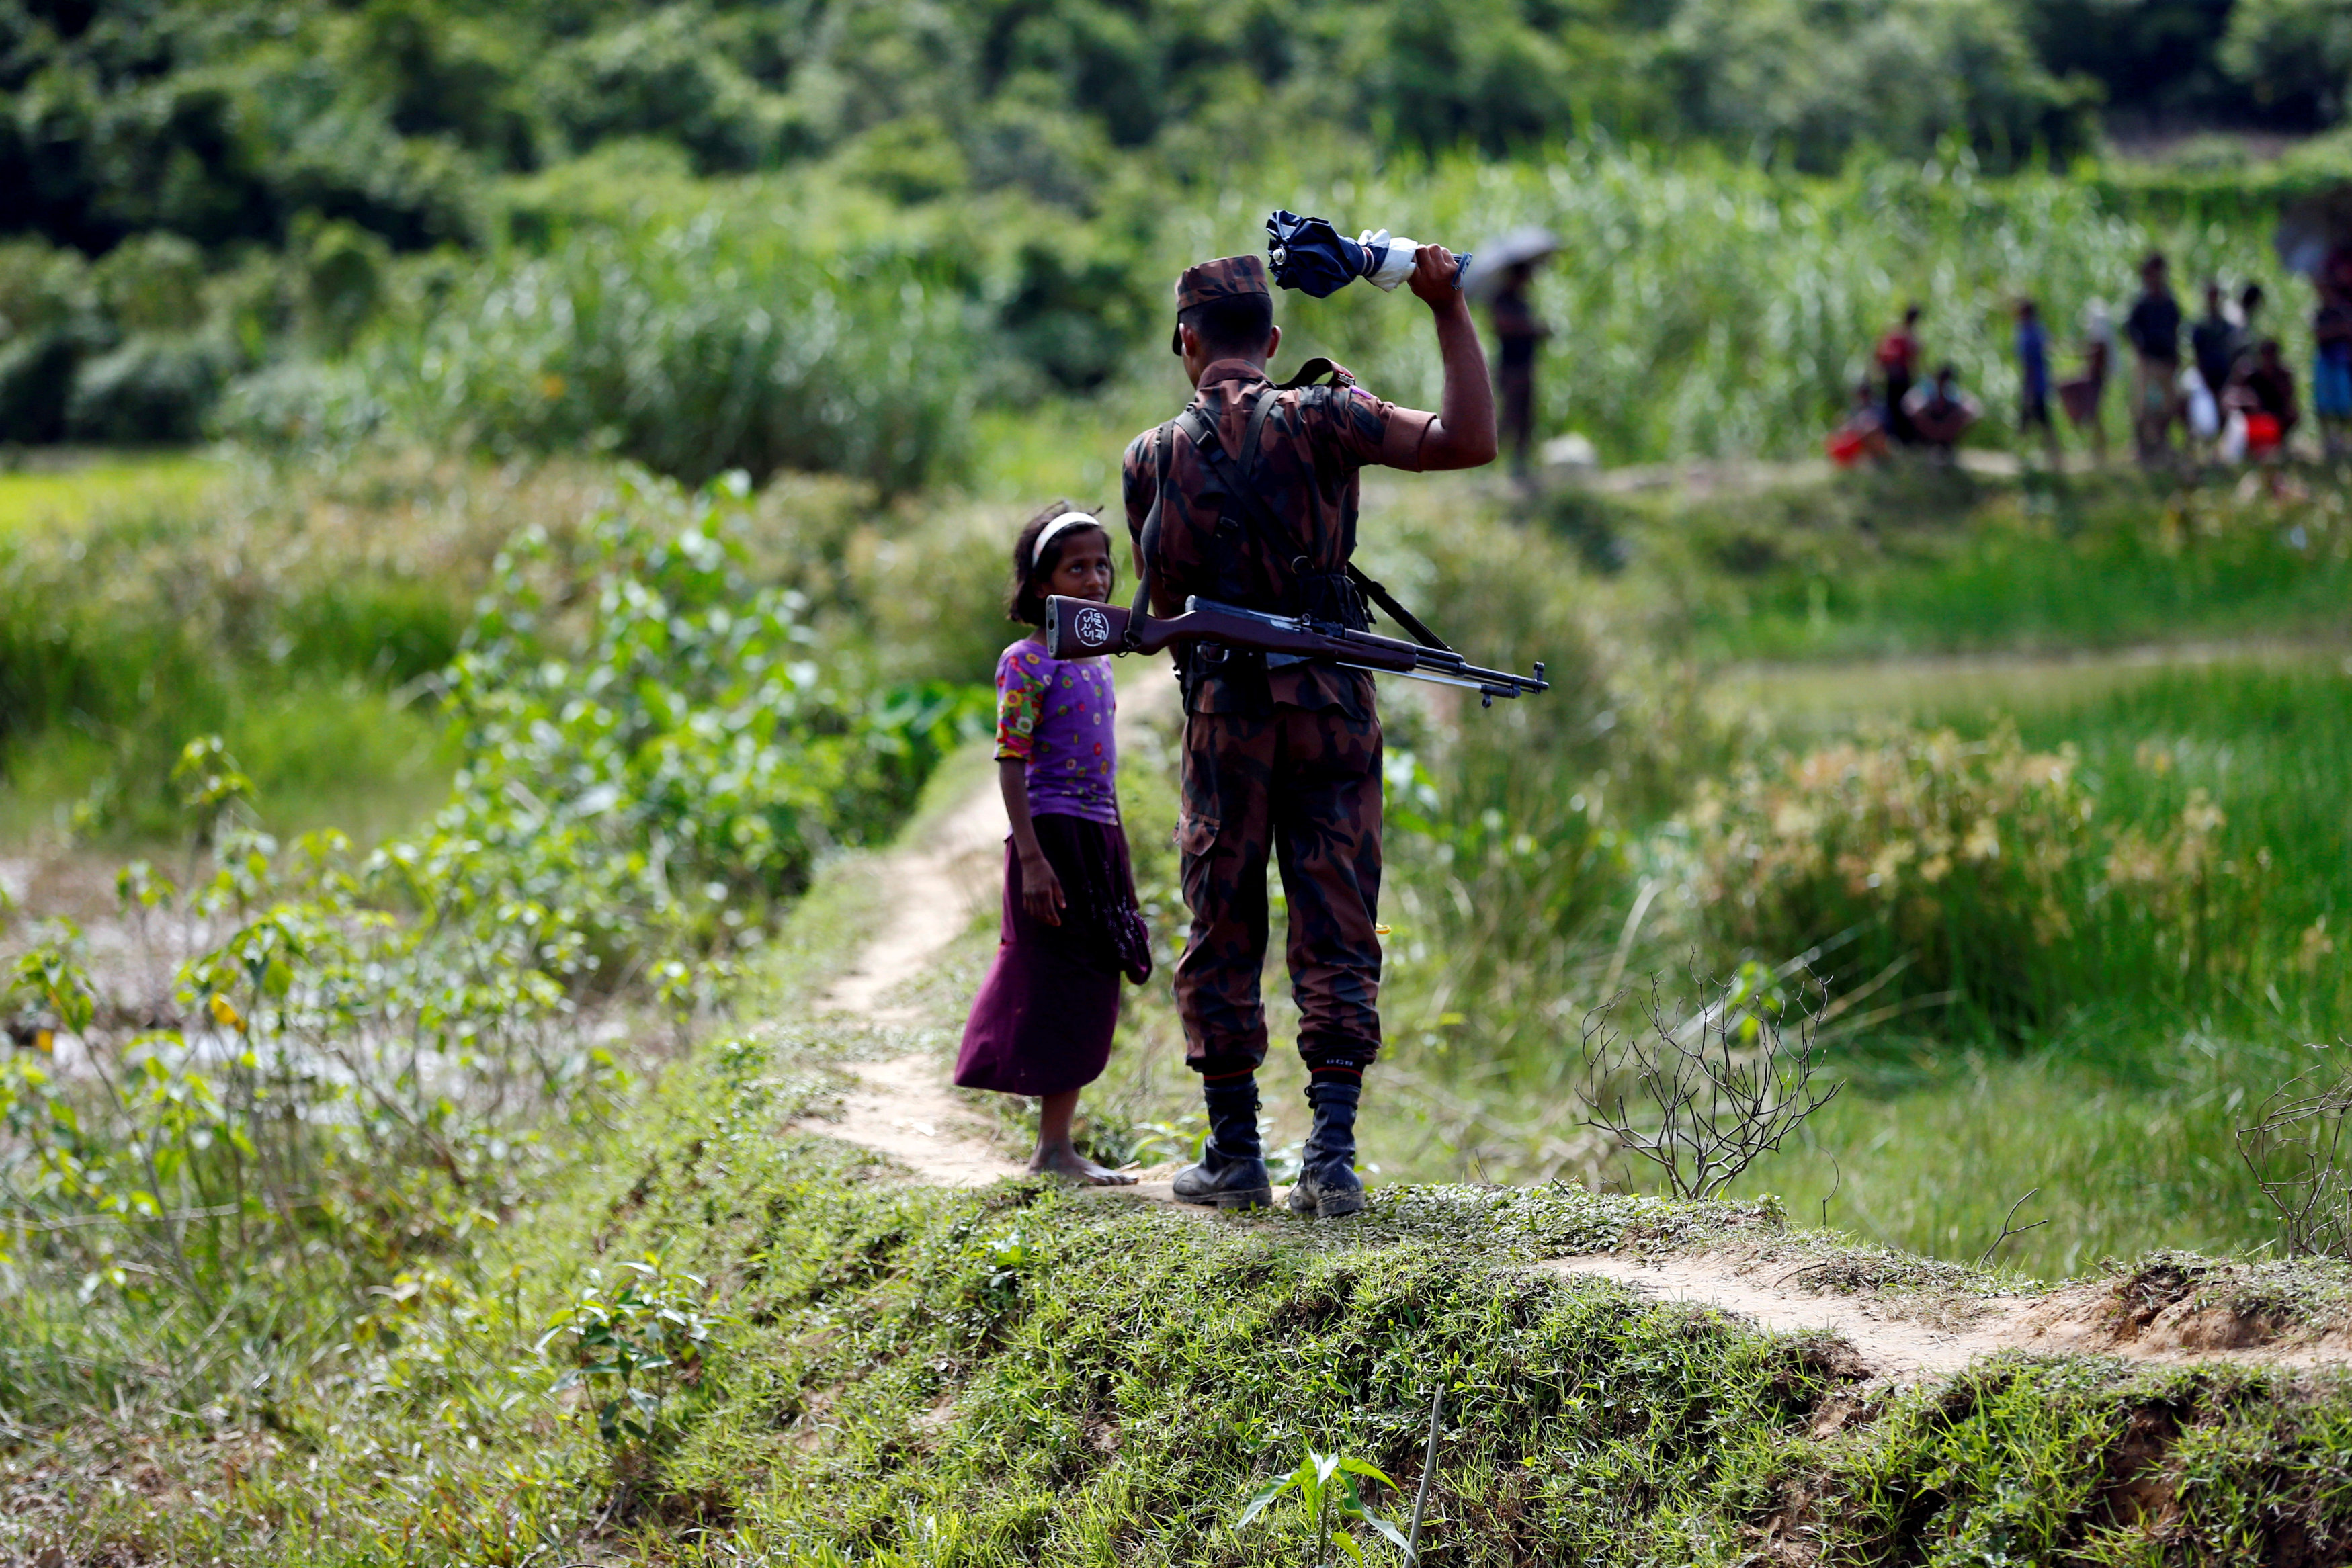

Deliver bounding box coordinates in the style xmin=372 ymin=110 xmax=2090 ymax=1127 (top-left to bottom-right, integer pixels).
xmin=954 ymin=503 xmax=1152 ymax=1184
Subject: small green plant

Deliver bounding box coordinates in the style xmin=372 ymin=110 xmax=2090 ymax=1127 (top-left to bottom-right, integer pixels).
xmin=536 ymin=1256 xmax=721 ymax=1445
xmin=1239 ymin=1444 xmax=1415 ymax=1565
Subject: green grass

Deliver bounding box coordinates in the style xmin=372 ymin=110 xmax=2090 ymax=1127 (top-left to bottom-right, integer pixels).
xmin=33 ymin=972 xmax=2352 ymax=1565
xmin=0 ymin=449 xmax=228 ymax=539
xmin=1613 ymin=469 xmax=2352 ymax=665
xmin=0 ymin=680 xmax=456 ymax=844
xmin=1720 ymin=658 xmax=2352 ymax=1274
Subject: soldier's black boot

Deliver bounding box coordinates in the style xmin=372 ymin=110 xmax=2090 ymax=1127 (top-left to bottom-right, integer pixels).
xmin=1171 ymin=1077 xmax=1272 ymax=1209
xmin=1288 ymin=1077 xmax=1367 ymax=1218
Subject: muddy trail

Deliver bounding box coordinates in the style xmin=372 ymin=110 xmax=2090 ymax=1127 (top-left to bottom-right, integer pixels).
xmin=794 ymin=655 xmax=2352 ymax=1388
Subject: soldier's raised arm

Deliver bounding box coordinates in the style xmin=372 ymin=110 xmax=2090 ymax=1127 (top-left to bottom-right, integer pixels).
xmin=1380 ymin=244 xmax=1498 ymax=472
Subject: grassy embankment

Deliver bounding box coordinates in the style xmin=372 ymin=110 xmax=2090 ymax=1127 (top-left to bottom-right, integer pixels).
xmin=32 ymin=758 xmax=2352 ymax=1565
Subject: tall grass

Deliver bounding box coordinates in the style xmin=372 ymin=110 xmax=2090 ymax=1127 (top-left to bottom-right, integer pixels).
xmin=181 ymin=145 xmax=2317 ymax=494
xmin=374 ymin=214 xmax=979 ymax=493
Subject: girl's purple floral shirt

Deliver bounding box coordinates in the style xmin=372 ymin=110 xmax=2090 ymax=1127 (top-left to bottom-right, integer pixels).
xmin=993 ymin=641 xmax=1119 ymax=825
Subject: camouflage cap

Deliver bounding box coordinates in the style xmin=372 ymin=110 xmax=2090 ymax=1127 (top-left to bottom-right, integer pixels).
xmin=1171 ymin=255 xmax=1271 ymax=353
xmin=1174 ymin=254 xmax=1270 ymax=312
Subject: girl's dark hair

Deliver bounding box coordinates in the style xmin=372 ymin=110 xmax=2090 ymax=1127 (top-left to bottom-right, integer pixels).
xmin=1005 ymin=500 xmax=1112 ymax=627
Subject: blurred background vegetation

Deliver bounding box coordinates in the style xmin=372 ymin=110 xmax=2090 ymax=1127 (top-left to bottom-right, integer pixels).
xmin=11 ymin=0 xmax=2352 ymax=484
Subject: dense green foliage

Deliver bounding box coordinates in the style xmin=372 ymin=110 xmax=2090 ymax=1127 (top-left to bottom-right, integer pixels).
xmin=0 ymin=0 xmax=2092 ymax=259
xmin=10 ymin=0 xmax=2346 ymax=483
xmin=0 ymin=474 xmax=969 ymax=1348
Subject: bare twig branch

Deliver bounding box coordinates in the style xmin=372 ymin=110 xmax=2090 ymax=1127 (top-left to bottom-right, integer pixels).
xmin=1973 ymin=1188 xmax=2048 ymax=1268
xmin=1583 ymin=968 xmax=1845 ymax=1201
xmin=2238 ymin=1056 xmax=2352 ymax=1259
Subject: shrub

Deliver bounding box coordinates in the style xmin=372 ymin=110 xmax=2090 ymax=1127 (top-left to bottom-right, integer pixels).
xmin=1675 ymin=724 xmax=2285 ymax=1039
xmin=2222 ymin=0 xmax=2352 ymax=127
xmin=0 ymin=240 xmax=104 ymax=443
xmin=543 ymin=8 xmax=786 ymax=173
xmin=211 ymin=358 xmax=389 ymax=449
xmin=65 ymin=332 xmax=235 ymax=443
xmin=388 ymin=220 xmax=976 ymax=492
xmin=1680 ymin=726 xmax=2095 ymax=1033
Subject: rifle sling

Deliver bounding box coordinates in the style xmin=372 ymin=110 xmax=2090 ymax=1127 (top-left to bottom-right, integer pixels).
xmin=1124 ymin=421 xmax=1167 ymax=649
xmin=1173 ymin=390 xmax=1454 ymax=654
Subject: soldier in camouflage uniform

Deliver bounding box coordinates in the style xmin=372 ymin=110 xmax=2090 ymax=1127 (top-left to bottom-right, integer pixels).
xmin=1122 ymin=248 xmax=1496 ymax=1215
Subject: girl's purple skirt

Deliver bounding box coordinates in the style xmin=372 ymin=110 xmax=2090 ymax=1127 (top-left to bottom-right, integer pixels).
xmin=955 ymin=813 xmax=1151 ymax=1098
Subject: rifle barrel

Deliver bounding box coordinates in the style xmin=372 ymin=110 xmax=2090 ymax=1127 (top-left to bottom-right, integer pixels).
xmin=1041 ymin=593 xmax=1549 ymax=703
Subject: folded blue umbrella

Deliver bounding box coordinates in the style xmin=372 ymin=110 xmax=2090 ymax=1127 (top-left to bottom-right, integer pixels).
xmin=1266 ymin=210 xmax=1468 ymax=297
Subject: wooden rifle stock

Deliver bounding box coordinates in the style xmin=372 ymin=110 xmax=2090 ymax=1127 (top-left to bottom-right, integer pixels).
xmin=1044 ymin=595 xmax=1548 ymax=703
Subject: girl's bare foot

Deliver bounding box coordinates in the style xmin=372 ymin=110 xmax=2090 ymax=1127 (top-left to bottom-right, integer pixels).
xmin=1030 ymin=1139 xmax=1138 ymax=1186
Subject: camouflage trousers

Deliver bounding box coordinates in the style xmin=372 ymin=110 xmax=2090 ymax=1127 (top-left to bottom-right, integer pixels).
xmin=1173 ymin=705 xmax=1383 ymax=1078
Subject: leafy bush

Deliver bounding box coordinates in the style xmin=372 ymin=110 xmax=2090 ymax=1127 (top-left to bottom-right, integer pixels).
xmin=544 ymin=9 xmax=785 ymax=173
xmin=433 ymin=472 xmax=978 ymax=953
xmin=65 ymin=332 xmax=236 ymax=442
xmin=2222 ymin=0 xmax=2352 ymax=126
xmin=210 ymin=359 xmax=388 ymax=449
xmin=0 ymin=238 xmax=105 ymax=443
xmin=1656 ymin=0 xmax=2091 ymax=172
xmin=1675 ymin=724 xmax=2285 ymax=1038
xmin=0 ymin=470 xmax=974 ymax=1360
xmin=386 ymin=220 xmax=976 ymax=491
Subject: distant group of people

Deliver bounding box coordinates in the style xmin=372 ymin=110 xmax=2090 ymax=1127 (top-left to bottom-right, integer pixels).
xmin=1833 ymin=249 xmax=2335 ymax=473
xmin=1829 ymin=304 xmax=1985 ymax=464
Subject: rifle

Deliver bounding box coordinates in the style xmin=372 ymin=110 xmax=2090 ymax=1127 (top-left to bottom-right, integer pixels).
xmin=1044 ymin=594 xmax=1548 ymax=706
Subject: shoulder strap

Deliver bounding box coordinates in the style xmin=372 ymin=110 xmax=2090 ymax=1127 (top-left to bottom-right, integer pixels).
xmin=1277 ymin=356 xmax=1353 ymax=390
xmin=1124 ymin=421 xmax=1170 ymax=648
xmin=1178 ymin=394 xmax=1318 ymax=578
xmin=1179 ymin=389 xmax=1454 ymax=652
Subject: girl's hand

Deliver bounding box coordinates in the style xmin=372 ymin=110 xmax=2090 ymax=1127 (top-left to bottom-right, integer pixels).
xmin=1019 ymin=851 xmax=1066 ymax=926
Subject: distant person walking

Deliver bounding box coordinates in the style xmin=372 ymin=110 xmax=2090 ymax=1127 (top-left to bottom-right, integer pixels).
xmin=2315 ymin=251 xmax=2352 ymax=459
xmin=2058 ymin=301 xmax=2113 ymax=464
xmin=1488 ymin=261 xmax=1550 ymax=482
xmin=2125 ymin=252 xmax=2183 ymax=464
xmin=1876 ymin=304 xmax=1923 ymax=446
xmin=2014 ymin=298 xmax=2060 ymax=465
xmin=2190 ymin=279 xmax=2242 ymax=457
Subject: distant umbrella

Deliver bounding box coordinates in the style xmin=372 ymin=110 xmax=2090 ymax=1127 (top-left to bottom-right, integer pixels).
xmin=1462 ymin=227 xmax=1561 ymax=299
xmin=2275 ymin=184 xmax=2352 ymax=278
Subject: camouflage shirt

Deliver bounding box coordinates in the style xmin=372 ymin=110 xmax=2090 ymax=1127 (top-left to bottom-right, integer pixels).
xmin=1121 ymin=359 xmax=1429 ymax=716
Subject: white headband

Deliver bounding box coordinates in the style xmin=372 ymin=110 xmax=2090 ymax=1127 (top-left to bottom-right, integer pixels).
xmin=1032 ymin=511 xmax=1103 ymax=562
